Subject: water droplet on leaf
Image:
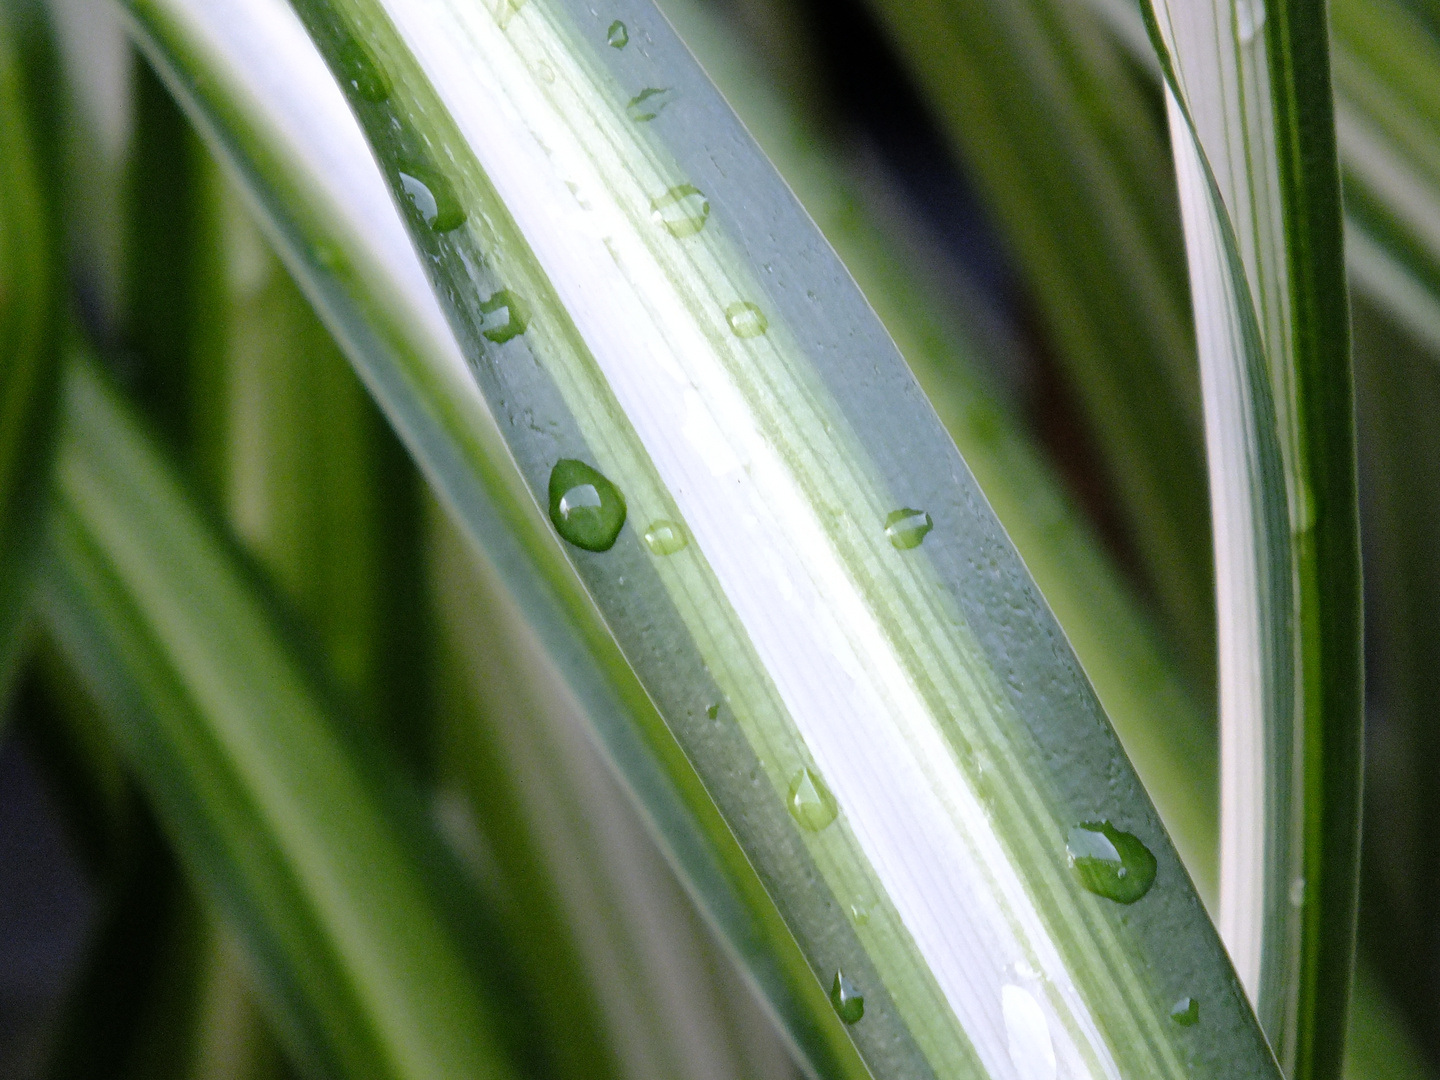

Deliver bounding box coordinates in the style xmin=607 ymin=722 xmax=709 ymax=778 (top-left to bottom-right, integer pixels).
xmin=849 ymin=901 xmax=871 ymax=925
xmin=1002 ymin=985 xmax=1056 ymax=1080
xmin=607 ymin=20 xmax=628 ymax=47
xmin=479 ymin=289 xmax=530 ymax=343
xmin=705 ymin=703 xmax=720 ymax=720
xmin=336 ymin=38 xmax=390 ymax=101
xmin=1066 ymin=822 xmax=1156 ymax=903
xmin=399 ymin=167 xmax=466 ymax=233
xmin=548 ymin=459 xmax=626 ymax=551
xmin=626 ymin=87 xmax=675 ymax=122
xmin=830 ymin=972 xmax=864 ymax=1024
xmin=787 ymin=767 xmax=838 ymax=832
xmin=643 ymin=519 xmax=688 ymax=555
xmin=494 ymin=0 xmax=526 ymax=28
xmin=885 ymin=508 xmax=933 ymax=550
xmin=725 ymin=301 xmax=769 ymax=338
xmin=651 ymin=185 xmax=709 ymax=237
xmin=1170 ymin=997 xmax=1199 ymax=1026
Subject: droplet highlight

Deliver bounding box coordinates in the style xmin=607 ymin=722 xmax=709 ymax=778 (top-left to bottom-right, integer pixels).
xmin=830 ymin=972 xmax=864 ymax=1024
xmin=336 ymin=38 xmax=390 ymax=102
xmin=643 ymin=519 xmax=688 ymax=555
xmin=885 ymin=508 xmax=933 ymax=550
xmin=398 ymin=167 xmax=467 ymax=233
xmin=1066 ymin=821 xmax=1157 ymax=904
xmin=548 ymin=459 xmax=627 ymax=552
xmin=479 ymin=289 xmax=530 ymax=343
xmin=849 ymin=901 xmax=871 ymax=926
xmin=651 ymin=185 xmax=710 ymax=237
xmin=1002 ymin=985 xmax=1057 ymax=1080
xmin=1170 ymin=997 xmax=1199 ymax=1026
xmin=607 ymin=20 xmax=628 ymax=48
xmin=626 ymin=87 xmax=675 ymax=122
xmin=725 ymin=301 xmax=769 ymax=338
xmin=787 ymin=767 xmax=838 ymax=832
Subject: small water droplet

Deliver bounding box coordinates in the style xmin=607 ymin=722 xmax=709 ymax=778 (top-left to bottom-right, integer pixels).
xmin=830 ymin=972 xmax=864 ymax=1024
xmin=607 ymin=20 xmax=629 ymax=48
xmin=1066 ymin=822 xmax=1156 ymax=903
xmin=398 ymin=167 xmax=467 ymax=233
xmin=1236 ymin=0 xmax=1266 ymax=43
xmin=884 ymin=508 xmax=933 ymax=550
xmin=725 ymin=301 xmax=769 ymax=338
xmin=643 ymin=519 xmax=688 ymax=555
xmin=651 ymin=184 xmax=710 ymax=237
xmin=849 ymin=901 xmax=871 ymax=925
xmin=787 ymin=767 xmax=838 ymax=832
xmin=1002 ymin=985 xmax=1056 ymax=1080
xmin=336 ymin=37 xmax=390 ymax=102
xmin=705 ymin=703 xmax=720 ymax=720
xmin=494 ymin=0 xmax=526 ymax=28
xmin=1289 ymin=876 xmax=1306 ymax=907
xmin=1170 ymin=997 xmax=1199 ymax=1026
xmin=548 ymin=459 xmax=627 ymax=551
xmin=626 ymin=87 xmax=675 ymax=122
xmin=479 ymin=289 xmax=530 ymax=343
xmin=535 ymin=60 xmax=556 ymax=84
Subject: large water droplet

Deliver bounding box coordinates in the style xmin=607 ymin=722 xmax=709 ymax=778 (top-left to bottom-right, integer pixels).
xmin=1236 ymin=0 xmax=1266 ymax=43
xmin=1170 ymin=997 xmax=1199 ymax=1026
xmin=399 ymin=167 xmax=467 ymax=233
xmin=337 ymin=38 xmax=391 ymax=102
xmin=627 ymin=87 xmax=675 ymax=122
xmin=1066 ymin=822 xmax=1156 ymax=903
xmin=643 ymin=519 xmax=688 ymax=555
xmin=787 ymin=767 xmax=838 ymax=832
xmin=548 ymin=459 xmax=627 ymax=551
xmin=651 ymin=185 xmax=710 ymax=237
xmin=1002 ymin=985 xmax=1057 ymax=1080
xmin=830 ymin=972 xmax=864 ymax=1024
xmin=885 ymin=508 xmax=933 ymax=550
xmin=725 ymin=301 xmax=769 ymax=338
xmin=607 ymin=20 xmax=629 ymax=48
xmin=479 ymin=289 xmax=530 ymax=343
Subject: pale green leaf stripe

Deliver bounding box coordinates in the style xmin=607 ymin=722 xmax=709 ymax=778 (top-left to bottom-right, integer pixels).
xmin=38 ymin=352 xmax=519 ymax=1080
xmin=1142 ymin=0 xmax=1361 ymax=1075
xmin=279 ymin=0 xmax=1275 ymax=1076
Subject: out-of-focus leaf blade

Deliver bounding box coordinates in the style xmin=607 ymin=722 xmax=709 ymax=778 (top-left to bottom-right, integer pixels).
xmin=1141 ymin=0 xmax=1362 ymax=1074
xmin=0 ymin=0 xmax=62 ymax=710
xmin=39 ymin=350 xmax=522 ymax=1080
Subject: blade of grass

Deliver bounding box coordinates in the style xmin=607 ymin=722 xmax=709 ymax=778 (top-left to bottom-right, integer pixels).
xmin=1140 ymin=1 xmax=1362 ymax=1075
xmin=266 ymin=0 xmax=1278 ymax=1075
xmin=38 ymin=347 xmax=525 ymax=1080
xmin=0 ymin=0 xmax=62 ymax=711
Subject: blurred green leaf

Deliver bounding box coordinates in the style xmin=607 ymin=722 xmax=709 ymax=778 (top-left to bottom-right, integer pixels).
xmin=39 ymin=349 xmax=524 ymax=1080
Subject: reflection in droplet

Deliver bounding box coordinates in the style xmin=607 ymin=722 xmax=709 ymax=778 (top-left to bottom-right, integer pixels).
xmin=1237 ymin=0 xmax=1265 ymax=43
xmin=1002 ymin=985 xmax=1056 ymax=1080
xmin=787 ymin=767 xmax=838 ymax=832
xmin=607 ymin=20 xmax=629 ymax=48
xmin=643 ymin=519 xmax=688 ymax=555
xmin=1066 ymin=822 xmax=1157 ymax=903
xmin=336 ymin=38 xmax=390 ymax=101
xmin=885 ymin=508 xmax=933 ymax=550
xmin=627 ymin=87 xmax=675 ymax=122
xmin=548 ymin=459 xmax=627 ymax=551
xmin=399 ymin=168 xmax=467 ymax=233
xmin=830 ymin=972 xmax=864 ymax=1024
xmin=1170 ymin=997 xmax=1199 ymax=1026
xmin=651 ymin=185 xmax=710 ymax=237
xmin=479 ymin=289 xmax=530 ymax=343
xmin=725 ymin=301 xmax=769 ymax=338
